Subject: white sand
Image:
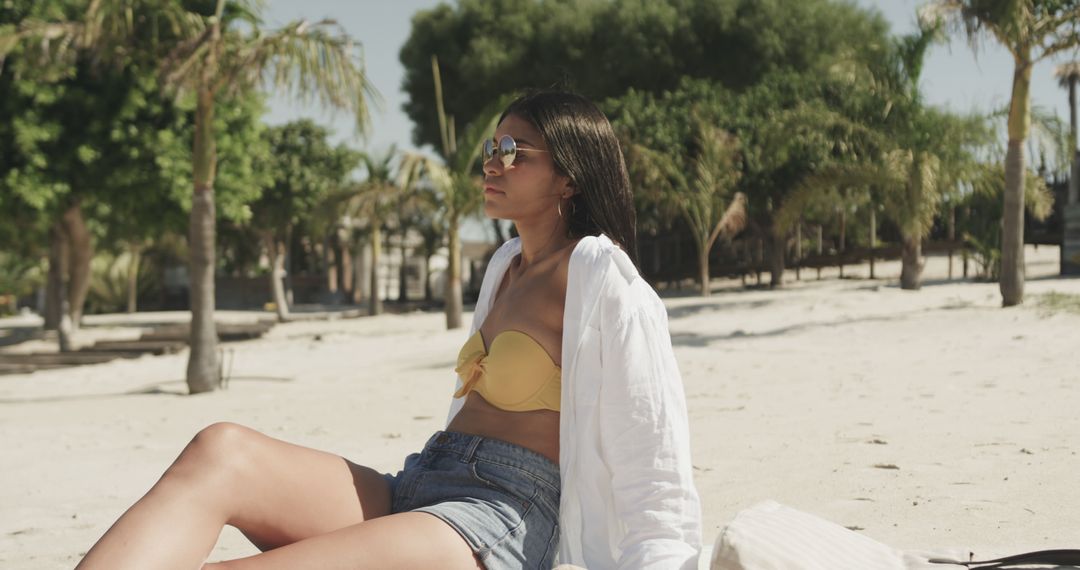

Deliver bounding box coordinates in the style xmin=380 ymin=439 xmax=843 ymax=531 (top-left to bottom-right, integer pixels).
xmin=2 ymin=245 xmax=1079 ymax=568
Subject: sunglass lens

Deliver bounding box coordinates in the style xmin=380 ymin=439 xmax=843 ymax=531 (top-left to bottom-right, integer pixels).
xmin=498 ymin=135 xmax=516 ymax=168
xmin=482 ymin=139 xmax=495 ymax=162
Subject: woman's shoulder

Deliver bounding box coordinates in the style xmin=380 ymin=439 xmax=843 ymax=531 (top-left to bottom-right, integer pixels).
xmin=570 ymin=234 xmax=664 ymax=318
xmin=570 ymin=234 xmax=635 ymax=281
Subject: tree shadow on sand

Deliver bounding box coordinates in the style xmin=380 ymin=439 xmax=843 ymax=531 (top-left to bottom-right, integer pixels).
xmin=0 ymin=376 xmax=293 ymax=404
xmin=669 ymin=303 xmax=974 ymax=348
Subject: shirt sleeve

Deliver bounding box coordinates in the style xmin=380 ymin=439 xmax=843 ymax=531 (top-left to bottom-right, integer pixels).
xmin=598 ymin=298 xmax=703 ymax=570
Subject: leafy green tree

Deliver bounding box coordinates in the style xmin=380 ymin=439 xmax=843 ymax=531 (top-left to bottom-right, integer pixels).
xmin=732 ymin=72 xmax=885 ymax=287
xmin=1 ymin=24 xmax=268 ymax=323
xmin=776 ymin=20 xmax=994 ymax=290
xmin=250 ymin=119 xmax=358 ymax=321
xmin=400 ymin=0 xmax=890 ymax=149
xmin=3 ymin=2 xmax=172 ymax=337
xmin=3 ymin=0 xmax=376 ymax=392
xmin=927 ymin=0 xmax=1080 ymax=305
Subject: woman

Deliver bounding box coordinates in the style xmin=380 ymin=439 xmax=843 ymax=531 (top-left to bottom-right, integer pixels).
xmin=75 ymin=91 xmax=701 ymax=570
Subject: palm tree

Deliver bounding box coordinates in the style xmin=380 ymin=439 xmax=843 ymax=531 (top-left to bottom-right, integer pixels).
xmin=626 ymin=121 xmax=747 ymax=296
xmin=779 ymin=110 xmax=989 ymax=291
xmin=398 ymin=56 xmax=504 ymax=329
xmin=926 ymin=0 xmax=1080 ymax=305
xmin=778 ymin=153 xmax=929 ymax=287
xmin=335 ymin=148 xmax=401 ymax=317
xmin=960 ymin=161 xmax=1054 ymax=279
xmin=411 ymin=187 xmax=448 ymax=304
xmin=394 ymin=161 xmax=446 ymax=305
xmin=4 ymin=0 xmax=376 ymax=392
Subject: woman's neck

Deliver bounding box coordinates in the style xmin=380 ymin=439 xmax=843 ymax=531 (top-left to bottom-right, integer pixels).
xmin=513 ymin=218 xmax=573 ymax=270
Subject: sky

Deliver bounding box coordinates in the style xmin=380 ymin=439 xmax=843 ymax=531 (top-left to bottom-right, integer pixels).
xmin=261 ymin=0 xmax=1079 ymax=150
xmin=260 ymin=0 xmax=1079 ymax=238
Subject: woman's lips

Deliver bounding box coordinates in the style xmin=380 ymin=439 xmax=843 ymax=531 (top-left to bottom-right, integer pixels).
xmin=483 ymin=186 xmax=504 ymax=195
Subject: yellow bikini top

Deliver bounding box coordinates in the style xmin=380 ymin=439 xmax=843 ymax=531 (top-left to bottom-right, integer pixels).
xmin=454 ymin=329 xmax=561 ymax=412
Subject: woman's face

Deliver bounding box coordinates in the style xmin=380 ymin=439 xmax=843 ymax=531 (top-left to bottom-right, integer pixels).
xmin=482 ymin=114 xmax=571 ymax=223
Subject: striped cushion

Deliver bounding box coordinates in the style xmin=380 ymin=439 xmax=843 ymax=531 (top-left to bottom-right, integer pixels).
xmin=711 ymin=501 xmax=970 ymax=570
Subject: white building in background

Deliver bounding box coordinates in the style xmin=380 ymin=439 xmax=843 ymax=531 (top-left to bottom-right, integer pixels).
xmin=355 ymin=216 xmax=509 ymax=304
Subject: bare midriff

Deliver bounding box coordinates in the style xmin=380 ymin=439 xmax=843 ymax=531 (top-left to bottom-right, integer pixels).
xmin=446 ymin=391 xmax=560 ymax=465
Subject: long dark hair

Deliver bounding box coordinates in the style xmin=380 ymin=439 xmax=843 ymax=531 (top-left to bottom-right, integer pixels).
xmin=500 ymin=91 xmax=639 ymax=269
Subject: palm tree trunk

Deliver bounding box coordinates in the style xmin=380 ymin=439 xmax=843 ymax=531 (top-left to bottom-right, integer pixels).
xmin=816 ymin=225 xmax=823 ymax=280
xmin=326 ymin=233 xmax=339 ymax=297
xmin=1068 ymin=75 xmax=1078 ymax=205
xmin=838 ymin=208 xmax=846 ymax=279
xmin=339 ymin=232 xmax=353 ymax=301
xmin=947 ymin=206 xmax=956 ymax=280
xmin=758 ymin=238 xmax=766 ymax=285
xmin=186 ymin=89 xmax=220 ymax=394
xmin=424 ymin=253 xmax=433 ymax=303
xmin=795 ymin=221 xmax=802 ymax=281
xmin=697 ymin=238 xmax=710 ymax=297
xmin=768 ymin=232 xmax=785 ymax=288
xmin=445 ymin=218 xmax=463 ymax=329
xmin=399 ymin=227 xmax=409 ymax=303
xmin=284 ymin=224 xmax=295 ymax=306
xmin=352 ymin=240 xmax=364 ymax=305
xmin=264 ymin=233 xmax=290 ymax=322
xmin=45 ymin=219 xmax=67 ymax=331
xmin=127 ymin=242 xmax=142 ymax=314
xmin=900 ymin=234 xmax=924 ymax=290
xmin=369 ymin=226 xmax=383 ymax=316
xmin=45 ymin=220 xmax=73 ymax=351
xmin=62 ymin=200 xmax=91 ymax=330
xmin=57 ymin=285 xmax=73 ymax=353
xmin=869 ymin=208 xmax=877 ymax=280
xmin=1001 ymin=52 xmax=1032 ymax=307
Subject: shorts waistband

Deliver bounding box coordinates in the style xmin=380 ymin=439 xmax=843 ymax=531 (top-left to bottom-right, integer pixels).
xmin=423 ymin=430 xmax=561 ymax=490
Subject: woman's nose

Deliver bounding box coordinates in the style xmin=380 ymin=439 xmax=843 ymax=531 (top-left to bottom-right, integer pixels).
xmin=483 ymin=155 xmax=502 ymax=176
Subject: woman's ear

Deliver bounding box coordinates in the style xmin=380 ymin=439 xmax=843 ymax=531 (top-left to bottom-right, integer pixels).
xmin=561 ymin=180 xmax=577 ymax=200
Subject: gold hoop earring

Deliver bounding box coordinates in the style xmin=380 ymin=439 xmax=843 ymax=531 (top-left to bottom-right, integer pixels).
xmin=557 ymin=202 xmax=563 ymax=218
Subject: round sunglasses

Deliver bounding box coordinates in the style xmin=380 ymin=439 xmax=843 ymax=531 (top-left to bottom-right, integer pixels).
xmin=482 ymin=135 xmax=549 ymax=168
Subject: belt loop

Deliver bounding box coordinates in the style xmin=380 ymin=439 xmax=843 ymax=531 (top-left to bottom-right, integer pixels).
xmin=461 ymin=433 xmax=483 ymax=463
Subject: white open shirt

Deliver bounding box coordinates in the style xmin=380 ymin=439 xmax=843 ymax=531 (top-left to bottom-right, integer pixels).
xmin=445 ymin=234 xmax=702 ymax=569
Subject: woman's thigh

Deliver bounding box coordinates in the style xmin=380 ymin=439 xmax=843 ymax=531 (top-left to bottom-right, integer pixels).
xmin=176 ymin=422 xmax=391 ymax=551
xmin=205 ymin=511 xmax=483 ymax=570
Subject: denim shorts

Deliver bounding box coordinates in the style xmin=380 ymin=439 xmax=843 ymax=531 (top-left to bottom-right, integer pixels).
xmin=382 ymin=430 xmax=561 ymax=569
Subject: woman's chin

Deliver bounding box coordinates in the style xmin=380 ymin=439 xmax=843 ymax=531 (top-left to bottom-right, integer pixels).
xmin=482 ymin=204 xmax=506 ymax=219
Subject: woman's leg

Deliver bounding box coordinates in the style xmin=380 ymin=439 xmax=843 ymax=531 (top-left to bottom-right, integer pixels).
xmin=75 ymin=422 xmax=395 ymax=570
xmin=203 ymin=511 xmax=483 ymax=570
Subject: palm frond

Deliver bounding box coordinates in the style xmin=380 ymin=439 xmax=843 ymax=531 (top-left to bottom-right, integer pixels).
xmin=0 ymin=19 xmax=83 ymax=70
xmin=159 ymin=26 xmax=214 ymax=94
xmin=921 ymin=0 xmax=1017 ymax=58
xmin=399 ymin=152 xmax=453 ymax=196
xmin=448 ymin=94 xmax=515 ymax=174
xmin=224 ymin=18 xmax=380 ymax=133
xmin=710 ymin=192 xmax=748 ymax=245
xmin=775 ymin=161 xmax=885 ymax=236
xmin=1 ymin=0 xmax=204 ymax=73
xmin=1055 ymin=61 xmax=1080 ymax=86
xmin=684 ymin=123 xmax=742 ymax=245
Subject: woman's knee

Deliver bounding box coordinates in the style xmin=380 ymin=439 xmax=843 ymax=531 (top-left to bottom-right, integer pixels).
xmin=164 ymin=422 xmax=261 ymax=484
